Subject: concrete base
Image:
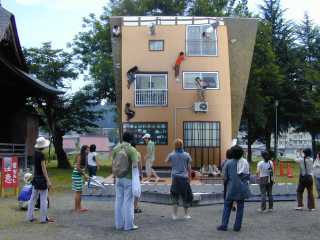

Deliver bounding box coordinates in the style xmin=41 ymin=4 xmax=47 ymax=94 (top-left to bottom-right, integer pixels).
xmin=82 ymin=183 xmax=297 ymax=206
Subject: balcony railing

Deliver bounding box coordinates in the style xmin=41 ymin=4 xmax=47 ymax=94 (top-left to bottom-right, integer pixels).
xmin=135 ymin=89 xmax=168 ymax=106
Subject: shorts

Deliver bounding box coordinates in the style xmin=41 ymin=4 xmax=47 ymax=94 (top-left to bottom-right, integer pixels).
xmin=145 ymin=159 xmax=154 ymax=177
xmin=170 ymin=176 xmax=193 ymax=208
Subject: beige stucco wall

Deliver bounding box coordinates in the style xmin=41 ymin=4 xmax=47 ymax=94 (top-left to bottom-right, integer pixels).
xmin=121 ymin=24 xmax=232 ymax=167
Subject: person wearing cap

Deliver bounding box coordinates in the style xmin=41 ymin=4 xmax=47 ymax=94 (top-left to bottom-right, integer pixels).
xmin=142 ymin=133 xmax=160 ymax=182
xmin=26 ymin=137 xmax=54 ymax=223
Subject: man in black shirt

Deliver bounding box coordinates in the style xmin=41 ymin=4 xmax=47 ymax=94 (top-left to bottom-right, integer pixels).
xmin=26 ymin=137 xmax=53 ymax=223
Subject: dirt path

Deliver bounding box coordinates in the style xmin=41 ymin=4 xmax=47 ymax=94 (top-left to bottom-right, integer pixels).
xmin=1 ymin=193 xmax=320 ymax=240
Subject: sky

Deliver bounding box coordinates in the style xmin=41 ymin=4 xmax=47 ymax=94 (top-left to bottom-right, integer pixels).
xmin=1 ymin=0 xmax=319 ymax=91
xmin=1 ymin=0 xmax=319 ymax=50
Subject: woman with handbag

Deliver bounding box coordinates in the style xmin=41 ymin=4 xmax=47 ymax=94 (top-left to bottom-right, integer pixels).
xmin=72 ymin=145 xmax=89 ymax=212
xmin=26 ymin=137 xmax=54 ymax=223
xmin=295 ymin=148 xmax=315 ymax=211
xmin=217 ymin=145 xmax=251 ymax=232
xmin=313 ymin=152 xmax=320 ymax=199
xmin=256 ymin=150 xmax=274 ymax=212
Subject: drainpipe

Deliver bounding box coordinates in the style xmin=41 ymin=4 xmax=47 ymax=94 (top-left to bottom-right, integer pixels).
xmin=174 ymin=106 xmax=192 ymax=139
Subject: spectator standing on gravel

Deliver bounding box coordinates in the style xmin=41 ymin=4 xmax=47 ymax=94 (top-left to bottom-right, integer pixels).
xmin=295 ymin=148 xmax=315 ymax=210
xmin=112 ymin=132 xmax=139 ymax=231
xmin=217 ymin=145 xmax=250 ymax=232
xmin=256 ymin=150 xmax=274 ymax=212
xmin=72 ymin=145 xmax=89 ymax=212
xmin=26 ymin=137 xmax=54 ymax=223
xmin=87 ymin=144 xmax=100 ymax=177
xmin=143 ymin=134 xmax=160 ymax=182
xmin=165 ymin=138 xmax=193 ymax=220
xmin=313 ymin=152 xmax=320 ymax=199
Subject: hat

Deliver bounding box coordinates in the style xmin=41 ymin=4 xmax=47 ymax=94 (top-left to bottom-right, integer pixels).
xmin=24 ymin=172 xmax=33 ymax=184
xmin=34 ymin=137 xmax=50 ymax=149
xmin=142 ymin=133 xmax=151 ymax=139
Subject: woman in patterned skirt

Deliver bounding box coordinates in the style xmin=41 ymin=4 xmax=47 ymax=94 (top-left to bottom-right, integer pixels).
xmin=72 ymin=145 xmax=89 ymax=212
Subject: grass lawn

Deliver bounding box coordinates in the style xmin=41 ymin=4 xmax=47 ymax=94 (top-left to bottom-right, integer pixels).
xmin=47 ymin=155 xmax=112 ymax=193
xmin=251 ymin=160 xmax=299 ymax=184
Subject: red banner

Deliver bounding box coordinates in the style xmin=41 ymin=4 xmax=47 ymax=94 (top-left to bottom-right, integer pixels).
xmin=1 ymin=156 xmax=19 ymax=189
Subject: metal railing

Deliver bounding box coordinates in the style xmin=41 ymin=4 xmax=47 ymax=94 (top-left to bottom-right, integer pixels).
xmin=122 ymin=16 xmax=223 ymax=26
xmin=135 ymin=89 xmax=168 ymax=106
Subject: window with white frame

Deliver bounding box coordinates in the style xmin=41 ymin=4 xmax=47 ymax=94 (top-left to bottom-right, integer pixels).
xmin=183 ymin=122 xmax=220 ymax=147
xmin=135 ymin=74 xmax=168 ymax=106
xmin=183 ymin=72 xmax=219 ymax=89
xmin=149 ymin=40 xmax=164 ymax=51
xmin=186 ymin=25 xmax=217 ymax=56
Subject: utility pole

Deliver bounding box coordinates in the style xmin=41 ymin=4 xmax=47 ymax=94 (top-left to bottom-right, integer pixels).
xmin=274 ymin=100 xmax=279 ymax=161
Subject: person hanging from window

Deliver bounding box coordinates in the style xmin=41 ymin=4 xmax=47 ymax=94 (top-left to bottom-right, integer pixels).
xmin=256 ymin=150 xmax=274 ymax=212
xmin=295 ymin=148 xmax=315 ymax=211
xmin=112 ymin=25 xmax=121 ymax=37
xmin=125 ymin=103 xmax=135 ymax=121
xmin=195 ymin=77 xmax=209 ymax=101
xmin=173 ymin=52 xmax=185 ymax=81
xmin=127 ymin=66 xmax=138 ymax=89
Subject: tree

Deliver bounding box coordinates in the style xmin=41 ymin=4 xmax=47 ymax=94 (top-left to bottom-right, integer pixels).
xmin=188 ymin=0 xmax=245 ymax=16
xmin=241 ymin=22 xmax=283 ymax=161
xmin=110 ymin=0 xmax=188 ymax=16
xmin=257 ymin=0 xmax=297 ymax=152
xmin=70 ymin=12 xmax=115 ymax=102
xmin=24 ymin=42 xmax=102 ymax=168
xmin=294 ymin=13 xmax=320 ymax=157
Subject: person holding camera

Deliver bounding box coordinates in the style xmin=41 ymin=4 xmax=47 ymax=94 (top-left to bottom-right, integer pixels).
xmin=295 ymin=148 xmax=315 ymax=211
xmin=256 ymin=150 xmax=274 ymax=212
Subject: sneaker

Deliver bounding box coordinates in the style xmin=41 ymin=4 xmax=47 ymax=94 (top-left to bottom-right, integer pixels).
xmin=309 ymin=208 xmax=316 ymax=212
xmin=172 ymin=214 xmax=178 ymax=220
xmin=233 ymin=227 xmax=241 ymax=232
xmin=268 ymin=209 xmax=273 ymax=212
xmin=257 ymin=209 xmax=266 ymax=213
xmin=295 ymin=207 xmax=303 ymax=211
xmin=184 ymin=215 xmax=192 ymax=220
xmin=131 ymin=225 xmax=139 ymax=230
xmin=217 ymin=225 xmax=227 ymax=231
xmin=134 ymin=208 xmax=142 ymax=214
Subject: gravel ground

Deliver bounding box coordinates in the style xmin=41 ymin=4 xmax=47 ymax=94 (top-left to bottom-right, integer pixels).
xmin=1 ymin=193 xmax=320 ymax=240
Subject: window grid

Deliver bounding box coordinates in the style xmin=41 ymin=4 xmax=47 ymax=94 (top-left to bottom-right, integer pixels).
xmin=183 ymin=122 xmax=220 ymax=147
xmin=123 ymin=122 xmax=168 ymax=145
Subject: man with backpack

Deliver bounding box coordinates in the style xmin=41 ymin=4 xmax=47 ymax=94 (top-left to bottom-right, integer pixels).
xmin=112 ymin=132 xmax=139 ymax=231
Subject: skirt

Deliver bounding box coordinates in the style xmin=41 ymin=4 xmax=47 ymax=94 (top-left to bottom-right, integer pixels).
xmin=72 ymin=169 xmax=83 ymax=192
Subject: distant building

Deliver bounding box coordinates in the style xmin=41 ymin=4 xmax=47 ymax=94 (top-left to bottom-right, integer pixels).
xmin=238 ymin=128 xmax=314 ymax=159
xmin=62 ymin=104 xmax=118 ymax=153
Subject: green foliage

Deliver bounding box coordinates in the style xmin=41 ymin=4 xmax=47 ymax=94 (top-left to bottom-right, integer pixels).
xmin=24 ymin=42 xmax=103 ymax=168
xmin=110 ymin=0 xmax=188 ymax=16
xmin=70 ymin=12 xmax=115 ymax=101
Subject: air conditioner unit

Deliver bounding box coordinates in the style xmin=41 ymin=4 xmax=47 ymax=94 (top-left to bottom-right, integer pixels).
xmin=194 ymin=102 xmax=208 ymax=112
